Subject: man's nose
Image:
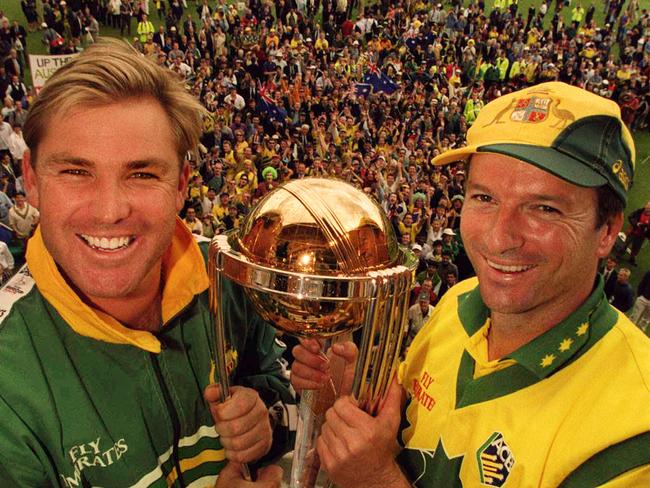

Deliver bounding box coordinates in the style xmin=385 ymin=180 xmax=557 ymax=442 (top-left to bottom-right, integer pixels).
xmin=486 ymin=205 xmax=526 ymax=255
xmin=92 ymin=179 xmax=131 ymax=224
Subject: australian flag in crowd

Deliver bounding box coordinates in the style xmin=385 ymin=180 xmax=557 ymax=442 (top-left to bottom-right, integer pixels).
xmin=362 ymin=63 xmax=399 ymax=95
xmin=257 ymin=82 xmax=287 ymax=122
xmin=354 ymin=83 xmax=372 ymax=97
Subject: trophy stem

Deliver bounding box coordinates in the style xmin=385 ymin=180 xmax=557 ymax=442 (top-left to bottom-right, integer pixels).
xmin=209 ymin=250 xmax=252 ymax=481
xmin=290 ymin=334 xmax=351 ymax=488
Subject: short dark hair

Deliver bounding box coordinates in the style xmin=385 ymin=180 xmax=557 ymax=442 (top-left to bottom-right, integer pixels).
xmin=595 ymin=185 xmax=624 ymax=229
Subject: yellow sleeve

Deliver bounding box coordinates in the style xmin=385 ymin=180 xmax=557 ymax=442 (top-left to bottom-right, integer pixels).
xmin=397 ymin=360 xmax=406 ymax=386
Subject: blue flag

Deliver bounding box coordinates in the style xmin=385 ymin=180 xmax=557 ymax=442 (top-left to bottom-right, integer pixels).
xmin=405 ymin=37 xmax=420 ymax=53
xmin=257 ymin=83 xmax=288 ymax=122
xmin=363 ymin=65 xmax=399 ymax=95
xmin=257 ymin=95 xmax=288 ymax=122
xmin=355 ymin=83 xmax=372 ymax=98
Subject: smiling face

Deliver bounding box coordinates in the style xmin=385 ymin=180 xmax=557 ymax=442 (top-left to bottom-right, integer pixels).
xmin=461 ymin=153 xmax=620 ymax=323
xmin=24 ymin=98 xmax=188 ymax=305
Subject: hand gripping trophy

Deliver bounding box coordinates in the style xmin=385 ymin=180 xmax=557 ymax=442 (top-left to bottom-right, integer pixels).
xmin=208 ymin=178 xmax=416 ymax=486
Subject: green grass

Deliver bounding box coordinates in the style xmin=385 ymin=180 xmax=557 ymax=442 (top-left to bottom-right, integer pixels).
xmin=3 ymin=2 xmax=168 ymax=60
xmin=2 ymin=0 xmax=649 ymax=286
xmin=627 ymin=135 xmax=650 ymax=286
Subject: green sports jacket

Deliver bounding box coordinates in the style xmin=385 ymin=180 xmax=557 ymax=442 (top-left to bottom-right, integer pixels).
xmin=0 ymin=222 xmax=296 ymax=487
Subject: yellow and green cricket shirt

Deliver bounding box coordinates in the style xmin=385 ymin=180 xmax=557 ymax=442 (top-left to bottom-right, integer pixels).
xmin=0 ymin=220 xmax=295 ymax=487
xmin=398 ymin=277 xmax=650 ymax=487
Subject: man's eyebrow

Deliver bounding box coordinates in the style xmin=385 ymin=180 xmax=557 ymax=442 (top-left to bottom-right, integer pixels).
xmin=465 ymin=182 xmax=493 ymax=194
xmin=125 ymin=159 xmax=171 ymax=171
xmin=42 ymin=154 xmax=93 ymax=167
xmin=467 ymin=182 xmax=569 ymax=204
xmin=41 ymin=155 xmax=172 ymax=170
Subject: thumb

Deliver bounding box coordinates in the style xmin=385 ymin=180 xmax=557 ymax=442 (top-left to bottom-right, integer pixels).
xmin=257 ymin=464 xmax=283 ymax=486
xmin=203 ymin=383 xmax=225 ymax=404
xmin=377 ymin=376 xmax=404 ymax=427
xmin=331 ymin=340 xmax=359 ymax=366
xmin=331 ymin=341 xmax=359 ymax=396
xmin=216 ymin=461 xmax=243 ymax=483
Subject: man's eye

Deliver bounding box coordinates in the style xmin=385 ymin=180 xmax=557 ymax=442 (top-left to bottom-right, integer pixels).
xmin=61 ymin=169 xmax=89 ymax=176
xmin=472 ymin=194 xmax=492 ymax=203
xmin=132 ymin=172 xmax=157 ymax=179
xmin=538 ymin=205 xmax=560 ymax=214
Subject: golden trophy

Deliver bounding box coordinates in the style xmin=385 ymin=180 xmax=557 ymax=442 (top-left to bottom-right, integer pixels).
xmin=208 ymin=178 xmax=416 ymax=487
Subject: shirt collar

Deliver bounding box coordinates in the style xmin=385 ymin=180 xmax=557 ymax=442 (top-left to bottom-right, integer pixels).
xmin=458 ymin=275 xmax=615 ymax=379
xmin=26 ymin=217 xmax=209 ymax=353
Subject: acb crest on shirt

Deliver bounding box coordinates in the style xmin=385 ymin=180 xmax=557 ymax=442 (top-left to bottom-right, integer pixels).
xmin=477 ymin=432 xmax=515 ymax=487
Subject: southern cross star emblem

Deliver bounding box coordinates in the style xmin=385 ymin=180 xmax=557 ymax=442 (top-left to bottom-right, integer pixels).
xmin=540 ymin=354 xmax=556 ymax=368
xmin=559 ymin=338 xmax=573 ymax=352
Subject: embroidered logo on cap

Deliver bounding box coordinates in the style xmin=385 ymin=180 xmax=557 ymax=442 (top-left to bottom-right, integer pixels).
xmin=611 ymin=159 xmax=631 ymax=191
xmin=510 ymin=96 xmax=551 ymax=123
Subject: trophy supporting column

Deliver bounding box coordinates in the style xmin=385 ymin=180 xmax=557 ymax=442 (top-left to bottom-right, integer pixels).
xmin=290 ymin=334 xmax=351 ymax=488
xmin=209 ymin=248 xmax=253 ymax=481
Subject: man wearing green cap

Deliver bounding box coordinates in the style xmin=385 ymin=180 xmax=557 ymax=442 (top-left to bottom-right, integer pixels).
xmin=290 ymin=82 xmax=650 ymax=487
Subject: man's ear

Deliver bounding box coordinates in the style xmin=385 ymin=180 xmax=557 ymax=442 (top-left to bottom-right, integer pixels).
xmin=176 ymin=160 xmax=190 ymax=211
xmin=22 ymin=150 xmax=40 ymax=208
xmin=596 ymin=211 xmax=624 ymax=259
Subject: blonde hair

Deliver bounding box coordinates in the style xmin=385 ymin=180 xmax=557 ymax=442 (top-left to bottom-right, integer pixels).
xmin=24 ymin=39 xmax=205 ymax=165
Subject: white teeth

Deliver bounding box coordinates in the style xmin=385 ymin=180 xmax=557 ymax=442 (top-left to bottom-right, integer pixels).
xmin=487 ymin=260 xmax=534 ymax=273
xmin=80 ymin=234 xmax=132 ymax=250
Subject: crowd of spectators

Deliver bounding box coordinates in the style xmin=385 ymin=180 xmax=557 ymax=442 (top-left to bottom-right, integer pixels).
xmin=0 ymin=0 xmax=649 ymax=329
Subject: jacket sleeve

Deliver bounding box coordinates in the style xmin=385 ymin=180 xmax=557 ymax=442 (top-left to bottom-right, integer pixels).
xmin=0 ymin=395 xmax=53 ymax=487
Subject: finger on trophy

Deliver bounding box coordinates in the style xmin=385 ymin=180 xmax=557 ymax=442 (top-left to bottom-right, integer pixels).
xmin=291 ymin=343 xmax=331 ymax=392
xmin=329 ymin=341 xmax=358 ymax=397
xmin=257 ymin=464 xmax=284 ymax=487
xmin=203 ymin=383 xmax=222 ymax=403
xmin=293 ymin=338 xmax=329 ymax=370
xmin=210 ymin=388 xmax=272 ymax=457
xmin=299 ymin=337 xmax=326 ymax=354
xmin=216 ymin=462 xmax=282 ymax=488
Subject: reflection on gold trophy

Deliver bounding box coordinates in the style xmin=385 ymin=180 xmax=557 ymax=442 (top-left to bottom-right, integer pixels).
xmin=209 ymin=178 xmax=416 ymax=487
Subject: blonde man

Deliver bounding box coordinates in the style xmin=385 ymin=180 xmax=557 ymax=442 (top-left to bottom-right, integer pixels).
xmin=1 ymin=40 xmax=293 ymax=487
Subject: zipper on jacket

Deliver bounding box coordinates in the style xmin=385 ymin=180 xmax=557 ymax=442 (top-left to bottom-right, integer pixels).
xmin=150 ymin=352 xmax=186 ymax=487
